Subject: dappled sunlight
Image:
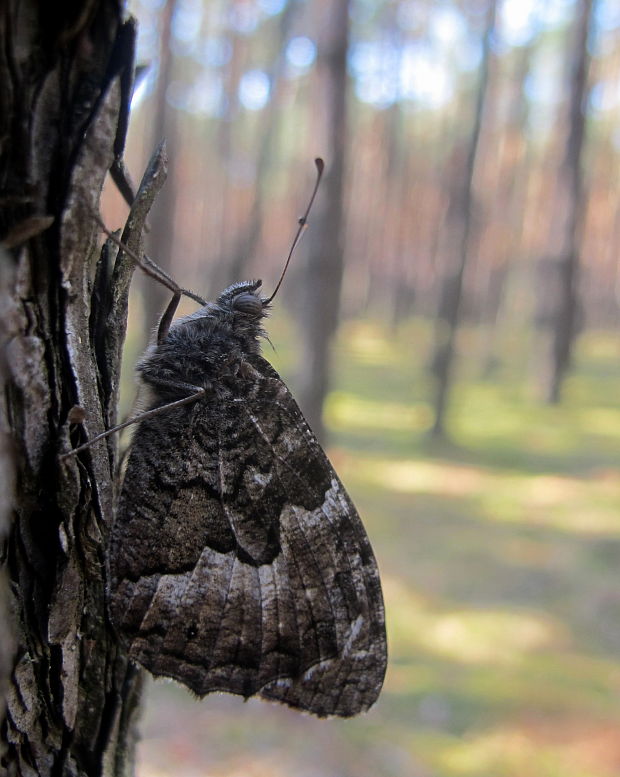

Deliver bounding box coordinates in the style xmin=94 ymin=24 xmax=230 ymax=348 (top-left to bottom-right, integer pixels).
xmin=327 ymin=391 xmax=432 ymax=434
xmin=427 ymin=610 xmax=558 ymax=665
xmin=521 ymin=473 xmax=620 ymax=534
xmin=439 ymin=729 xmax=553 ymax=776
xmin=346 ymin=454 xmax=620 ymax=536
xmin=337 ymin=320 xmax=412 ymax=367
xmin=140 ymin=753 xmax=305 ymax=777
xmin=433 ymin=726 xmax=615 ymax=777
xmin=357 ymin=457 xmax=488 ymax=496
xmin=453 ymin=380 xmax=620 ymax=463
xmin=577 ymin=406 xmax=620 ymax=436
xmin=384 ymin=577 xmax=563 ymax=667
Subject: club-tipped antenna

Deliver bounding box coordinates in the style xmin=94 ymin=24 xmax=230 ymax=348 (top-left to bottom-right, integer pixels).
xmin=264 ymin=157 xmax=324 ymax=305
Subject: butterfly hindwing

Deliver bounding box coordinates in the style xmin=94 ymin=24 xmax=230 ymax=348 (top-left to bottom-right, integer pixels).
xmin=110 ymin=353 xmax=386 ymax=717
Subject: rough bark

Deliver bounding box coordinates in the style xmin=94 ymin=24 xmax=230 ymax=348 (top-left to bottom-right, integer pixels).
xmin=429 ymin=0 xmax=498 ymax=440
xmin=0 ymin=3 xmax=154 ymax=774
xmin=298 ymin=0 xmax=350 ymax=443
xmin=0 ymin=253 xmax=16 ymax=750
xmin=543 ymin=0 xmax=592 ymax=403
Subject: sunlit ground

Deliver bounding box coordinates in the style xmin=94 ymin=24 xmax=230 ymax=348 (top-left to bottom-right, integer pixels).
xmin=136 ymin=317 xmax=620 ymax=777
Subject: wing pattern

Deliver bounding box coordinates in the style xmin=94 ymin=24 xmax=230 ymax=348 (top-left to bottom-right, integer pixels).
xmin=110 ymin=355 xmax=386 ymax=717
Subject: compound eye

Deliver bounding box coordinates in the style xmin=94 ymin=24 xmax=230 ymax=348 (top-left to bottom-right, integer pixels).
xmin=232 ymin=292 xmax=263 ymax=316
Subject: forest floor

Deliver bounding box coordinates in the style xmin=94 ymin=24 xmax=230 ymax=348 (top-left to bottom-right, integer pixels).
xmin=135 ymin=318 xmax=620 ymax=777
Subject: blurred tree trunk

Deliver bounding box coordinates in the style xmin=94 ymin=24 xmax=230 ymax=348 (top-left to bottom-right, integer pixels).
xmin=225 ymin=0 xmax=300 ymax=282
xmin=480 ymin=42 xmax=533 ymax=376
xmin=429 ymin=0 xmax=497 ymax=440
xmin=144 ymin=0 xmax=179 ymax=334
xmin=379 ymin=11 xmax=415 ymax=328
xmin=298 ymin=0 xmax=350 ymax=443
xmin=210 ymin=22 xmax=247 ymax=291
xmin=543 ymin=0 xmax=593 ymax=403
xmin=384 ymin=105 xmax=416 ymax=329
xmin=0 ymin=3 xmax=147 ymax=774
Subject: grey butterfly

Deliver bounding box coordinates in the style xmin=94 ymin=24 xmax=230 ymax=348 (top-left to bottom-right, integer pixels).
xmin=109 ymin=278 xmax=387 ymax=717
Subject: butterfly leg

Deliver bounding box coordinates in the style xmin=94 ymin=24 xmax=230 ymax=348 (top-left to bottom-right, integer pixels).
xmin=157 ymin=291 xmax=181 ymax=344
xmin=60 ymin=388 xmax=206 ymax=460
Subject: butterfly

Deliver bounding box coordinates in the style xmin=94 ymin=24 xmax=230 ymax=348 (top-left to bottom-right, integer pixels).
xmin=108 ymin=276 xmax=386 ymax=717
xmin=101 ymin=156 xmax=387 ymax=717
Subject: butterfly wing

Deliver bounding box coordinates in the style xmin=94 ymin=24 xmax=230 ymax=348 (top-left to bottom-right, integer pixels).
xmin=110 ymin=355 xmax=386 ymax=717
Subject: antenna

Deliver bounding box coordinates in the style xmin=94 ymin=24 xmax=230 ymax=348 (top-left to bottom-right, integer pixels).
xmin=264 ymin=157 xmax=324 ymax=304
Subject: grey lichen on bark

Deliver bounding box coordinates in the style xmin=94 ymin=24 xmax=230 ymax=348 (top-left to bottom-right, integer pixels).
xmin=0 ymin=3 xmax=159 ymax=775
xmin=0 ymin=253 xmax=17 ymax=757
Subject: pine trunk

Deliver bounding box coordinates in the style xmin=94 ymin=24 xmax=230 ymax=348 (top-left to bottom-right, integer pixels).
xmin=429 ymin=0 xmax=497 ymax=439
xmin=298 ymin=0 xmax=350 ymax=443
xmin=1 ymin=3 xmax=151 ymax=774
xmin=544 ymin=0 xmax=592 ymax=403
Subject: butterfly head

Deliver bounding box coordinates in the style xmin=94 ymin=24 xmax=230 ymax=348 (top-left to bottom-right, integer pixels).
xmin=203 ymin=279 xmax=271 ymax=352
xmin=170 ymin=280 xmax=269 ymax=354
xmin=216 ymin=279 xmax=269 ymax=319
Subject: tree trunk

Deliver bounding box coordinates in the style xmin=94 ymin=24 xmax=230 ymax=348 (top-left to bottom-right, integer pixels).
xmin=0 ymin=3 xmax=152 ymax=774
xmin=225 ymin=0 xmax=300 ymax=283
xmin=209 ymin=23 xmax=247 ymax=293
xmin=0 ymin=255 xmax=16 ymax=750
xmin=429 ymin=0 xmax=497 ymax=440
xmin=543 ymin=0 xmax=592 ymax=403
xmin=479 ymin=42 xmax=533 ymax=377
xmin=298 ymin=0 xmax=350 ymax=443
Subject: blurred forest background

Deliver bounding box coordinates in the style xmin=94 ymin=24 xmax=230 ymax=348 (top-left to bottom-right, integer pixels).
xmin=105 ymin=0 xmax=620 ymax=775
